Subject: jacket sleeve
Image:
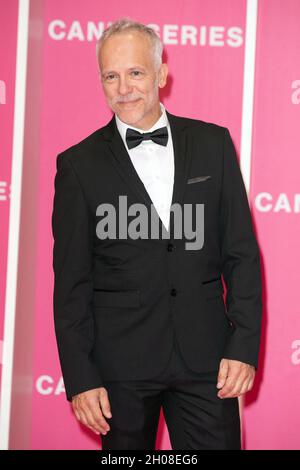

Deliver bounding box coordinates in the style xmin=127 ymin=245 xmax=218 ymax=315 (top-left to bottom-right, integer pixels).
xmin=219 ymin=128 xmax=263 ymax=369
xmin=52 ymin=152 xmax=103 ymax=401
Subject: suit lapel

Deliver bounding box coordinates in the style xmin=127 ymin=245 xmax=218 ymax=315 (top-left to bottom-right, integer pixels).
xmin=166 ymin=111 xmax=192 ymax=209
xmin=101 ymin=109 xmax=193 ymax=237
xmin=103 ymin=115 xmax=154 ymax=209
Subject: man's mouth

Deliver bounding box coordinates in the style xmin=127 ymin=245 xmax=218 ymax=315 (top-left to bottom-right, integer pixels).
xmin=119 ymin=98 xmax=141 ymax=107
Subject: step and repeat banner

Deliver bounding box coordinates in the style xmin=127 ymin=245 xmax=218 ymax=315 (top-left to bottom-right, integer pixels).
xmin=243 ymin=0 xmax=300 ymax=449
xmin=0 ymin=0 xmax=19 ymax=400
xmin=0 ymin=0 xmax=299 ymax=449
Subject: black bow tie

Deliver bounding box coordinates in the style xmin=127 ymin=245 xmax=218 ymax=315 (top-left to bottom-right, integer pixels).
xmin=126 ymin=126 xmax=168 ymax=149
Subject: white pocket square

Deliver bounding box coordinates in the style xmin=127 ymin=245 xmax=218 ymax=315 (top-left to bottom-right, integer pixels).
xmin=187 ymin=175 xmax=211 ymax=184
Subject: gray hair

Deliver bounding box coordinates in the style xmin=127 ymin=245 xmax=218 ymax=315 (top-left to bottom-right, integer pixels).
xmin=96 ymin=17 xmax=163 ymax=70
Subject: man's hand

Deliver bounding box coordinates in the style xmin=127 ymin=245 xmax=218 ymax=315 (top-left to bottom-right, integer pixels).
xmin=216 ymin=358 xmax=255 ymax=399
xmin=71 ymin=387 xmax=112 ymax=435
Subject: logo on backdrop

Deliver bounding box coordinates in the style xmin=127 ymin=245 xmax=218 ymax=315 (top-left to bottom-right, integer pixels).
xmin=291 ymin=80 xmax=300 ymax=105
xmin=254 ymin=193 xmax=300 ymax=214
xmin=291 ymin=340 xmax=300 ymax=365
xmin=0 ymin=81 xmax=9 ymax=204
xmin=48 ymin=20 xmax=243 ymax=48
xmin=36 ymin=375 xmax=66 ymax=396
xmin=0 ymin=182 xmax=10 ymax=202
xmin=0 ymin=80 xmax=6 ymax=105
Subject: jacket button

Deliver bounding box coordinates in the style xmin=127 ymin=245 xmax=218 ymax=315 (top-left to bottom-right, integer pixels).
xmin=170 ymin=288 xmax=177 ymax=296
xmin=167 ymin=243 xmax=175 ymax=252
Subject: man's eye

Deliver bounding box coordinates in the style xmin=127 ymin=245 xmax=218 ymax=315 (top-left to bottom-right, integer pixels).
xmin=131 ymin=71 xmax=142 ymax=77
xmin=105 ymin=74 xmax=116 ymax=81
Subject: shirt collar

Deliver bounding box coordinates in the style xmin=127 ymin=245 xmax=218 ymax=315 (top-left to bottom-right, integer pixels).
xmin=115 ymin=102 xmax=169 ymax=150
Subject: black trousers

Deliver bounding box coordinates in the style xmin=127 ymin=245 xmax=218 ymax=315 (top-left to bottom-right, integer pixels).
xmin=101 ymin=336 xmax=241 ymax=450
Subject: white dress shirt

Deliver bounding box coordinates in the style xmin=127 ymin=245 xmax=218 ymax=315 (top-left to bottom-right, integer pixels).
xmin=115 ymin=102 xmax=174 ymax=232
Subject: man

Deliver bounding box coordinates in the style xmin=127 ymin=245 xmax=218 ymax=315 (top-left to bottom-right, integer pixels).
xmin=52 ymin=18 xmax=262 ymax=450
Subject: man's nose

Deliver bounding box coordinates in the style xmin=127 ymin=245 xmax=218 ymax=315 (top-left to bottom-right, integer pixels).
xmin=118 ymin=76 xmax=132 ymax=95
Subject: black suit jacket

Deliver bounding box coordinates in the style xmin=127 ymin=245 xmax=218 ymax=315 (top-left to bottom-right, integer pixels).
xmin=52 ymin=110 xmax=262 ymax=402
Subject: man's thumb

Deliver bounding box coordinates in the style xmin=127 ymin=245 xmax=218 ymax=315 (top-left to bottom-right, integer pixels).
xmin=99 ymin=388 xmax=112 ymax=418
xmin=217 ymin=358 xmax=229 ymax=388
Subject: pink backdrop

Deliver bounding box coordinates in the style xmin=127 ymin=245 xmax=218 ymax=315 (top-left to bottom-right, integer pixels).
xmin=1 ymin=0 xmax=300 ymax=450
xmin=0 ymin=0 xmax=19 ymax=390
xmin=243 ymin=0 xmax=300 ymax=450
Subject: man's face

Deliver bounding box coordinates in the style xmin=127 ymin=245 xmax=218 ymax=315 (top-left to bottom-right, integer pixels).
xmin=98 ymin=31 xmax=168 ymax=130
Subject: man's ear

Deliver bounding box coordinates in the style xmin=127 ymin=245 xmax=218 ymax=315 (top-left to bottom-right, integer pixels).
xmin=158 ymin=63 xmax=168 ymax=88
